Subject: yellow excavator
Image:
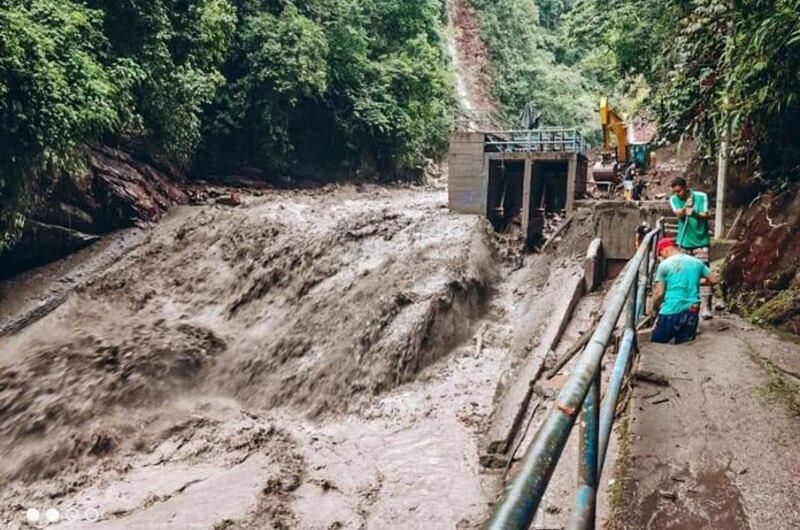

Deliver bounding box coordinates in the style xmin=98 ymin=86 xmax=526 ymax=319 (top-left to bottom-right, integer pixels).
xmin=592 ymin=97 xmax=650 ymax=183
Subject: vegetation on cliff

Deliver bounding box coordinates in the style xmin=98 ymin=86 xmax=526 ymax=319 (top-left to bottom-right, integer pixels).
xmin=201 ymin=0 xmax=453 ymax=175
xmin=562 ymin=0 xmax=800 ymax=187
xmin=0 ymin=0 xmax=454 ymax=252
xmin=467 ymin=0 xmax=603 ymax=138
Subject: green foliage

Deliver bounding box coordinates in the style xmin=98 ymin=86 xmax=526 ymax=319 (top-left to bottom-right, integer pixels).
xmin=85 ymin=0 xmax=237 ymax=161
xmin=0 ymin=0 xmax=140 ymax=250
xmin=647 ymin=0 xmax=800 ymax=184
xmin=204 ymin=3 xmax=329 ymax=165
xmin=0 ymin=0 xmax=236 ymax=250
xmin=469 ymin=0 xmax=602 ymax=140
xmin=204 ymin=0 xmax=454 ymax=175
xmin=725 ymin=0 xmax=800 ymax=184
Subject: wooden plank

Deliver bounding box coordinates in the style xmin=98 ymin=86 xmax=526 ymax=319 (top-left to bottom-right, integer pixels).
xmin=483 ymin=271 xmax=586 ymax=458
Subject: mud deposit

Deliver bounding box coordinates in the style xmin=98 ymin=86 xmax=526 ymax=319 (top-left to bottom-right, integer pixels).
xmin=0 ymin=185 xmax=519 ymax=529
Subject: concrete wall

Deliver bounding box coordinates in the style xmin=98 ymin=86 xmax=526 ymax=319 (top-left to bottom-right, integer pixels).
xmin=448 ymin=133 xmax=589 ymax=218
xmin=447 ymin=132 xmax=486 ymax=214
xmin=585 ymin=200 xmax=672 ymax=260
xmin=584 ymin=238 xmax=605 ymax=292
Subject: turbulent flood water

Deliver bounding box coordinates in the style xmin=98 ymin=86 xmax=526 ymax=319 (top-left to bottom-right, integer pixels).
xmin=0 ymin=184 xmax=533 ymax=529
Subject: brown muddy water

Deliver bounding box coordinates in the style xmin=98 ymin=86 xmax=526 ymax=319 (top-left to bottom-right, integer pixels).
xmin=0 ymin=184 xmax=545 ymax=529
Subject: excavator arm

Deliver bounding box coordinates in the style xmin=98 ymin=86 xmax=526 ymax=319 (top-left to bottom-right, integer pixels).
xmin=599 ymin=96 xmax=628 ymax=163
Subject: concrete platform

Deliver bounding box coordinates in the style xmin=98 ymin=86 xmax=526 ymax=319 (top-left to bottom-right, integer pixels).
xmin=613 ymin=315 xmax=800 ymax=529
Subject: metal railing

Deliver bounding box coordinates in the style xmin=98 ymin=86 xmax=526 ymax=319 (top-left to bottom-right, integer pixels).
xmin=484 ymin=220 xmax=664 ymax=530
xmin=484 ymin=128 xmax=589 ymax=155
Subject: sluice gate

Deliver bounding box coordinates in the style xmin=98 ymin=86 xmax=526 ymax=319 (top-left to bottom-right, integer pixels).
xmin=448 ymin=125 xmax=588 ymax=247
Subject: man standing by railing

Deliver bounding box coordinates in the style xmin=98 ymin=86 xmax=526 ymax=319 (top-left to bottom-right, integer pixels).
xmin=651 ymin=238 xmax=719 ymax=344
xmin=669 ymin=177 xmax=714 ymax=319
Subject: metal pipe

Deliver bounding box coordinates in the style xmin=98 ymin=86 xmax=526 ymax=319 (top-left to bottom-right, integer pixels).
xmin=483 ymin=226 xmax=660 ymax=530
xmin=597 ymin=329 xmax=635 ymax=476
xmin=575 ymin=371 xmax=600 ymax=529
xmin=566 ymin=485 xmax=596 ymax=530
xmin=636 ymin=246 xmax=650 ymax=323
xmin=636 ymin=268 xmax=648 ymax=322
xmin=625 ymin=272 xmax=638 ymax=331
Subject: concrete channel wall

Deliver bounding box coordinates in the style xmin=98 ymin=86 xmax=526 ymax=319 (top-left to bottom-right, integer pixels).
xmin=448 ymin=132 xmax=487 ymax=214
xmin=585 ymin=200 xmax=672 ymax=261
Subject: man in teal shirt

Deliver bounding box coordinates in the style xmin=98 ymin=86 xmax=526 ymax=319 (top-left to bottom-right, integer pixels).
xmin=669 ymin=177 xmax=713 ymax=319
xmin=651 ymin=238 xmax=718 ymax=344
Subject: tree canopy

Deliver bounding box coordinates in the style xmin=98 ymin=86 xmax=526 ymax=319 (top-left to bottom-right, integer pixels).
xmin=0 ymin=0 xmax=454 ymax=250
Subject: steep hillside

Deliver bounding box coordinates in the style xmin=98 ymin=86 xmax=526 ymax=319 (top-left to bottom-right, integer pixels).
xmin=0 ymin=0 xmax=456 ymax=259
xmin=725 ymin=187 xmax=800 ymax=335
xmin=467 ymin=0 xmax=604 ymax=138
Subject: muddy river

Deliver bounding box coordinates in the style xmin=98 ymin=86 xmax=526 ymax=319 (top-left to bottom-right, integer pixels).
xmin=0 ymin=184 xmax=552 ymax=529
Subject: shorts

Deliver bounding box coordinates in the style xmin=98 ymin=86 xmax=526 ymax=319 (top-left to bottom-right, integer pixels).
xmin=651 ymin=308 xmax=700 ymax=344
xmin=680 ymin=246 xmax=709 ymax=265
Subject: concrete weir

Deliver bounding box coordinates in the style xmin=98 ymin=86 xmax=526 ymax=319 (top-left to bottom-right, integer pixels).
xmin=477 ymin=200 xmax=671 ymax=462
xmin=448 ymin=127 xmax=589 ymax=248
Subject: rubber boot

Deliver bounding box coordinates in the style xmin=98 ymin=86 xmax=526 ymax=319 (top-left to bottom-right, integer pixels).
xmin=700 ymin=294 xmax=713 ymax=320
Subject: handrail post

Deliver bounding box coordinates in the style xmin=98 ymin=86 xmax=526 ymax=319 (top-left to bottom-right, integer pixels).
xmin=637 ymin=247 xmax=650 ymax=322
xmin=625 ymin=271 xmax=638 ymax=332
xmin=649 ymin=228 xmax=661 ymax=289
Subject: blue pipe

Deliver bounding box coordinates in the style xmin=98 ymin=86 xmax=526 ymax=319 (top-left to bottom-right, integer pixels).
xmin=581 ymin=374 xmax=600 ymax=491
xmin=569 ymin=372 xmax=600 ymax=530
xmin=597 ymin=328 xmax=635 ymax=476
xmin=566 ymin=485 xmax=597 ymax=530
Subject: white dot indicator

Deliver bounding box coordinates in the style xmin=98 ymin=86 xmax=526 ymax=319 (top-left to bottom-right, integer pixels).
xmin=85 ymin=507 xmax=100 ymax=522
xmin=46 ymin=508 xmax=60 ymax=522
xmin=66 ymin=507 xmax=81 ymax=522
xmin=25 ymin=508 xmax=40 ymax=522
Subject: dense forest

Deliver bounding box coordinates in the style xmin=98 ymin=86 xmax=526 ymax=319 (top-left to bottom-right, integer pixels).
xmin=466 ymin=0 xmax=601 ymax=138
xmin=472 ymin=0 xmax=799 ymax=189
xmin=1 ymin=0 xmax=798 ymax=253
xmin=0 ymin=0 xmax=455 ymax=251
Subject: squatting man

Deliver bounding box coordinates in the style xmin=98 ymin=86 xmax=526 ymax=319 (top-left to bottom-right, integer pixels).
xmin=650 ymin=237 xmax=719 ymax=344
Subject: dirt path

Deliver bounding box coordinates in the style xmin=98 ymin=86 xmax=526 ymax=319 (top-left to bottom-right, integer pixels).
xmin=614 ymin=315 xmax=800 ymax=529
xmin=445 ymin=0 xmax=495 ymax=112
xmin=0 ymin=184 xmax=537 ymax=529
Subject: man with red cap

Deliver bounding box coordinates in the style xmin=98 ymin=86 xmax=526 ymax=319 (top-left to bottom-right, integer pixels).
xmin=651 ymin=237 xmax=719 ymax=344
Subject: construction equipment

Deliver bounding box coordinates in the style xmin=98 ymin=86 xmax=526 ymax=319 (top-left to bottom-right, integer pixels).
xmin=592 ymin=97 xmax=650 ymax=183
